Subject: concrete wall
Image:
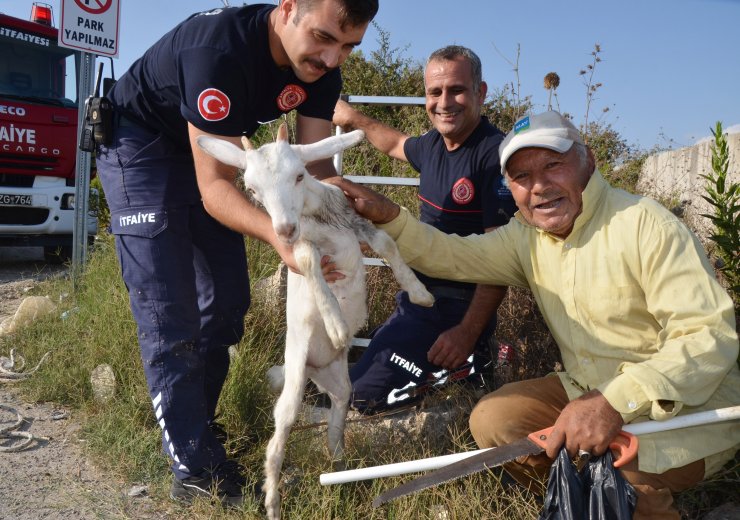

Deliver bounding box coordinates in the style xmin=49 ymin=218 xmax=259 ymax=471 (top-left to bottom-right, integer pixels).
xmin=638 ymin=133 xmax=740 ymax=240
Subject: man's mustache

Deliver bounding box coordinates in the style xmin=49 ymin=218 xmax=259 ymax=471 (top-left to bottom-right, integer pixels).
xmin=305 ymin=58 xmax=332 ymax=73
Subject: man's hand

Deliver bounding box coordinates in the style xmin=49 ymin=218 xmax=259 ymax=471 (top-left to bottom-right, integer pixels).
xmin=332 ymin=99 xmax=357 ymax=131
xmin=323 ymin=177 xmax=400 ymax=224
xmin=332 ymin=99 xmax=409 ymax=160
xmin=319 ymin=256 xmax=345 ymax=283
xmin=427 ymin=324 xmax=478 ymax=370
xmin=546 ymin=389 xmax=625 ymax=460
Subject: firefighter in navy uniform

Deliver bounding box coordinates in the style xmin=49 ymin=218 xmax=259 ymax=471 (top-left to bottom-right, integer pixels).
xmin=332 ymin=46 xmax=516 ymax=413
xmin=94 ymin=0 xmax=377 ymax=506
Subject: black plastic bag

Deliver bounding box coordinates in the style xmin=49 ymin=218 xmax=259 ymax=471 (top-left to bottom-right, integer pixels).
xmin=538 ymin=446 xmax=637 ymax=519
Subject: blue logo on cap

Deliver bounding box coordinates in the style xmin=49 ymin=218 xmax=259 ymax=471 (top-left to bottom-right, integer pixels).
xmin=514 ymin=116 xmax=530 ymax=133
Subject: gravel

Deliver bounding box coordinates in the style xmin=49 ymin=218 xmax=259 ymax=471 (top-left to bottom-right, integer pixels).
xmin=0 ymin=247 xmax=161 ymax=520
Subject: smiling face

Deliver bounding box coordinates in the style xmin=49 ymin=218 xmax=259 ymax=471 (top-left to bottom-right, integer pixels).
xmin=505 ymin=145 xmax=595 ymax=238
xmin=273 ymin=0 xmax=369 ymax=83
xmin=424 ymin=56 xmax=487 ymax=150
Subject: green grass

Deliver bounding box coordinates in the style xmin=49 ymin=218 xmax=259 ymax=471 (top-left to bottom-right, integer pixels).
xmin=2 ymin=221 xmax=737 ymax=519
xmin=0 ymin=232 xmax=545 ymax=519
xmin=0 ymin=236 xmax=739 ymax=520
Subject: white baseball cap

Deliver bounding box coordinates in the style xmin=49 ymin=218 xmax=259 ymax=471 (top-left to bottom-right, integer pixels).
xmin=499 ymin=111 xmax=584 ymax=174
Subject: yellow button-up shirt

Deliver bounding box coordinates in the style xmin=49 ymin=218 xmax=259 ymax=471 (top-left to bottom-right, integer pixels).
xmin=381 ymin=170 xmax=739 ymax=474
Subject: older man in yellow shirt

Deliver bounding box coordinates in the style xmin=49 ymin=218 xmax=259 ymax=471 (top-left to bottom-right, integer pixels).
xmin=329 ymin=111 xmax=739 ymax=519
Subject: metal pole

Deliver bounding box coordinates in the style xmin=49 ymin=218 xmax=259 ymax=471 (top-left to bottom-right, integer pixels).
xmin=72 ymin=51 xmax=95 ymax=283
xmin=331 ymin=95 xmax=426 ymax=176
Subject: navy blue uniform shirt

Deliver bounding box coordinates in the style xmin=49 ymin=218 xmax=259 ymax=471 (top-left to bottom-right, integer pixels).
xmin=403 ymin=117 xmax=516 ymax=290
xmin=108 ymin=5 xmax=342 ymax=149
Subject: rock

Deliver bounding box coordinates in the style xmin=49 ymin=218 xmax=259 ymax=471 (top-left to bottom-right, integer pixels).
xmin=254 ymin=262 xmax=288 ymax=302
xmin=90 ymin=364 xmax=116 ymax=403
xmin=345 ymin=401 xmax=466 ymax=451
xmin=0 ymin=295 xmax=56 ymax=336
xmin=430 ymin=505 xmax=451 ymax=520
xmin=127 ymin=484 xmax=148 ymax=497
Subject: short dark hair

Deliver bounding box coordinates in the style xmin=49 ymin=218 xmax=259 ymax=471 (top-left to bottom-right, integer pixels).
xmin=294 ymin=0 xmax=379 ymax=28
xmin=427 ymin=45 xmax=483 ymax=94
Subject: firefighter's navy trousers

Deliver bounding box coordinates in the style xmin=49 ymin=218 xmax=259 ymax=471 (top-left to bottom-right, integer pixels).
xmin=96 ymin=119 xmax=250 ymax=479
xmin=350 ymin=289 xmax=495 ymax=412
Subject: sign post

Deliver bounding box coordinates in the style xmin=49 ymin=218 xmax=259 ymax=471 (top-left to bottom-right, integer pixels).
xmin=59 ymin=0 xmax=120 ymax=277
xmin=71 ymin=51 xmax=95 ymax=281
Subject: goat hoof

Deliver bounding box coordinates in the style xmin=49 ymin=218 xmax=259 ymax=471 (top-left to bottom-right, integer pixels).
xmin=409 ymin=289 xmax=435 ymax=307
xmin=326 ymin=323 xmax=350 ymax=350
xmin=330 ymin=337 xmax=349 ymax=351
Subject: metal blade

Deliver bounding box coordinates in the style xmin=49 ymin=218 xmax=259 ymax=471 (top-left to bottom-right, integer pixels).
xmin=372 ymin=437 xmax=543 ymax=507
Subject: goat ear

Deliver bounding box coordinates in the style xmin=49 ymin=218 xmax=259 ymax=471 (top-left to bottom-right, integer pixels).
xmin=277 ymin=123 xmax=289 ymax=142
xmin=196 ymin=135 xmax=247 ymax=170
xmin=291 ymin=130 xmax=365 ymax=164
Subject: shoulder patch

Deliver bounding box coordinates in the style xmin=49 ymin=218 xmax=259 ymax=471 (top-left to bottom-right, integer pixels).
xmin=198 ymin=88 xmax=230 ymax=121
xmin=277 ymin=84 xmax=307 ymax=111
xmin=452 ymin=177 xmax=475 ymax=205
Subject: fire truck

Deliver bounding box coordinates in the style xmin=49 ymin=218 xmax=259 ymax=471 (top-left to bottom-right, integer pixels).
xmin=0 ymin=2 xmax=97 ymax=262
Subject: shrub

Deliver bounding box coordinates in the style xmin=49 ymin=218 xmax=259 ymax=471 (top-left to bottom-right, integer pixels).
xmin=700 ymin=122 xmax=740 ymax=339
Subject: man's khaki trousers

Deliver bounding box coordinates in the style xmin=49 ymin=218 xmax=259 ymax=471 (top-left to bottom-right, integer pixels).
xmin=469 ymin=375 xmax=704 ymax=519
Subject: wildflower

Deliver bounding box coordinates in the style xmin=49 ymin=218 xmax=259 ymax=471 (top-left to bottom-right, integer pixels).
xmin=544 ymin=72 xmax=561 ymax=111
xmin=543 ymin=72 xmax=560 ymax=90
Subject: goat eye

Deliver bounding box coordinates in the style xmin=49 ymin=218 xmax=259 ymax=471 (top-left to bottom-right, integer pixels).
xmin=296 ymin=174 xmax=304 ymax=183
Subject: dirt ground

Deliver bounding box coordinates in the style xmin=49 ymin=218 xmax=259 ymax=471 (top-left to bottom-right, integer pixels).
xmin=0 ymin=248 xmax=161 ymax=520
xmin=0 ymin=247 xmax=64 ymax=325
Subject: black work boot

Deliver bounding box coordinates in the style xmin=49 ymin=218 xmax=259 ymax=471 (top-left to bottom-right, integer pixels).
xmin=170 ymin=460 xmax=248 ymax=507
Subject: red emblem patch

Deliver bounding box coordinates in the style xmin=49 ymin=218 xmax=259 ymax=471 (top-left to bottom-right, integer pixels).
xmin=276 ymin=84 xmax=307 ymax=111
xmin=452 ymin=177 xmax=475 ymax=205
xmin=197 ymin=88 xmax=230 ymax=121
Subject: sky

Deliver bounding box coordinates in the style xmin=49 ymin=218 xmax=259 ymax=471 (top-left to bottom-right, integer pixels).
xmin=2 ymin=0 xmax=738 ymax=151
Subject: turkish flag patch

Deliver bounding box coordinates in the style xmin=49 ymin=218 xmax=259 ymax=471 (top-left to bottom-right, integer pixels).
xmin=197 ymin=88 xmax=230 ymax=121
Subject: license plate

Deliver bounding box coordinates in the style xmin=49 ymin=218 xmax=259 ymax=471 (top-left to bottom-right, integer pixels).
xmin=0 ymin=193 xmax=32 ymax=206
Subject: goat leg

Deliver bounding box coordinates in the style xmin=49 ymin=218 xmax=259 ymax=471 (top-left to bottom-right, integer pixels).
xmin=308 ymin=356 xmax=351 ymax=470
xmin=358 ymin=223 xmax=435 ymax=307
xmin=292 ymin=240 xmax=351 ymax=350
xmin=264 ymin=355 xmax=309 ymax=520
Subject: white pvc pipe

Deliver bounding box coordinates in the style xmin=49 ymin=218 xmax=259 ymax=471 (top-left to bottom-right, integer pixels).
xmin=319 ymin=406 xmax=740 ymax=486
xmin=621 ymin=405 xmax=740 ymax=436
xmin=319 ymin=448 xmax=490 ymax=486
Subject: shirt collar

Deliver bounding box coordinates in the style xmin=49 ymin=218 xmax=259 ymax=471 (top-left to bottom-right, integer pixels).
xmin=570 ymin=169 xmax=607 ymax=234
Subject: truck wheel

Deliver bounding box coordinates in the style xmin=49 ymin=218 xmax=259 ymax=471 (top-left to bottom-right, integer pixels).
xmin=44 ymin=245 xmax=72 ymax=264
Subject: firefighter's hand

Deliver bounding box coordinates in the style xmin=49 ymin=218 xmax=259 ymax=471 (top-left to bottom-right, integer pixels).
xmin=274 ymin=241 xmax=345 ymax=283
xmin=427 ymin=324 xmax=477 ymax=370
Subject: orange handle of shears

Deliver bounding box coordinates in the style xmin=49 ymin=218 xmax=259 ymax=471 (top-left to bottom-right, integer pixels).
xmin=609 ymin=430 xmax=638 ymax=468
xmin=527 ymin=426 xmax=639 ymax=468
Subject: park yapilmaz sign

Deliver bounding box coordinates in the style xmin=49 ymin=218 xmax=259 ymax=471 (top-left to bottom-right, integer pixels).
xmin=60 ymin=0 xmax=120 ymax=57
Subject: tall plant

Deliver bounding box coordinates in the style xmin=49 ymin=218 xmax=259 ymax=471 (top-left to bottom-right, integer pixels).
xmin=701 ymin=122 xmax=740 ymax=306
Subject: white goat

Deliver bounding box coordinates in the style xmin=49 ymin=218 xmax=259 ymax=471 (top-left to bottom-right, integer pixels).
xmin=197 ymin=124 xmax=434 ymax=520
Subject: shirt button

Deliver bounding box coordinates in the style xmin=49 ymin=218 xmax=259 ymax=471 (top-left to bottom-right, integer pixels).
xmin=581 ymin=358 xmax=590 ymax=365
xmin=627 ymin=401 xmax=638 ymax=410
xmin=564 ymin=243 xmax=572 ymax=249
